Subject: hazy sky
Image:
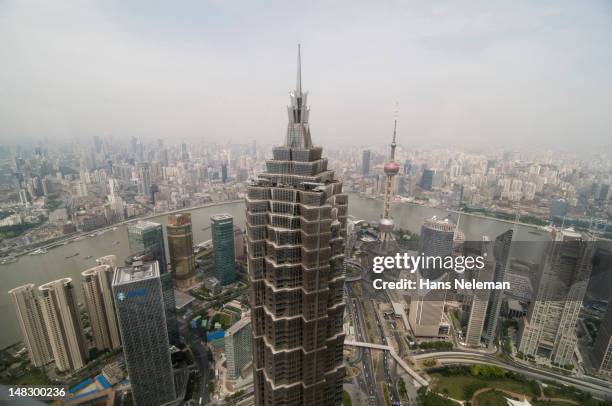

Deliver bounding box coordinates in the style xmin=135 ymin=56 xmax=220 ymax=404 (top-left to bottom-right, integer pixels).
xmin=1 ymin=1 xmax=611 ymax=149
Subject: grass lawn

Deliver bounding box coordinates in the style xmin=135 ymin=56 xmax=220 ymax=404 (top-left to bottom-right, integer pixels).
xmin=6 ymin=370 xmax=51 ymax=385
xmin=342 ymin=390 xmax=352 ymax=406
xmin=474 ymin=390 xmax=511 ymax=406
xmin=430 ymin=372 xmax=539 ymax=401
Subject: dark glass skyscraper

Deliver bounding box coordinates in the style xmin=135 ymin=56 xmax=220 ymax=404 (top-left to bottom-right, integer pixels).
xmin=211 ymin=213 xmax=236 ymax=285
xmin=112 ymin=261 xmax=176 ymax=406
xmin=361 ymin=149 xmax=370 ymax=176
xmin=246 ymin=46 xmax=347 ymax=405
xmin=126 ymin=221 xmax=178 ymax=344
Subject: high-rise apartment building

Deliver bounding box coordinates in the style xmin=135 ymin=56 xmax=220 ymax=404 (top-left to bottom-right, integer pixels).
xmin=211 ymin=213 xmax=236 ymax=285
xmin=246 ymin=46 xmax=347 ymax=405
xmin=38 ymin=278 xmax=88 ymax=372
xmin=224 ymin=316 xmax=252 ymax=380
xmin=8 ymin=284 xmax=53 ymax=367
xmin=81 ymin=261 xmax=121 ymax=351
xmin=127 ymin=221 xmax=178 ymax=344
xmin=519 ymin=228 xmax=595 ymax=365
xmin=361 ymin=150 xmax=370 ymax=176
xmin=112 ymin=262 xmax=176 ymax=406
xmin=167 ymin=213 xmax=197 ymax=288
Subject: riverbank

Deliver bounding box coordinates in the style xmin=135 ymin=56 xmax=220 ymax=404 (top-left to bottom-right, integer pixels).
xmin=5 ymin=199 xmax=244 ymax=261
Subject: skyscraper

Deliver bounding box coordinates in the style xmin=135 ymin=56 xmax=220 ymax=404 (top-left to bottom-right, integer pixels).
xmin=211 ymin=214 xmax=236 ymax=285
xmin=221 ymin=162 xmax=228 ymax=183
xmin=81 ymin=260 xmax=121 ymax=351
xmin=409 ymin=217 xmax=455 ymax=337
xmin=38 ymin=278 xmax=88 ymax=372
xmin=224 ymin=316 xmax=252 ymax=380
xmin=483 ymin=229 xmax=513 ymax=347
xmin=420 ymin=168 xmax=435 ymax=191
xmin=361 ymin=150 xmax=370 ymax=176
xmin=8 ymin=284 xmax=53 ymax=367
xmin=112 ymin=262 xmax=176 ymax=406
xmin=464 ymin=238 xmax=494 ymax=347
xmin=592 ymin=294 xmax=612 ymax=377
xmin=136 ymin=162 xmax=151 ymax=198
xmin=519 ymin=229 xmax=595 ymax=365
xmin=127 ymin=221 xmax=178 ymax=344
xmin=167 ymin=213 xmax=197 ymax=288
xmin=246 ymin=45 xmax=347 ymax=405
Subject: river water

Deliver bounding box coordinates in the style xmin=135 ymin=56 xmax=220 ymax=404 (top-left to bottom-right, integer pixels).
xmin=0 ymin=194 xmax=547 ymax=348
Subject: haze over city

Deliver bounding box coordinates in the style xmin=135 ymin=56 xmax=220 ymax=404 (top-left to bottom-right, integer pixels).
xmin=1 ymin=0 xmax=612 ymax=149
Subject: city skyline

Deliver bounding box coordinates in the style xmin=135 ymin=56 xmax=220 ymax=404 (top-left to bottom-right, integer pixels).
xmin=1 ymin=1 xmax=611 ymax=149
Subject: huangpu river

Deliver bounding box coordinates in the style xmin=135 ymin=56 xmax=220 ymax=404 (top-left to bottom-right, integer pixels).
xmin=0 ymin=194 xmax=548 ymax=348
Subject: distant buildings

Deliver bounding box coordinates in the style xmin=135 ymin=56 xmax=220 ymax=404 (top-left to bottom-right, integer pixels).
xmin=81 ymin=260 xmax=121 ymax=351
xmin=8 ymin=284 xmax=53 ymax=367
xmin=519 ymin=229 xmax=595 ymax=365
xmin=224 ymin=316 xmax=252 ymax=380
xmin=167 ymin=213 xmax=197 ymax=288
xmin=127 ymin=221 xmax=178 ymax=344
xmin=549 ymin=198 xmax=568 ymax=220
xmin=211 ymin=214 xmax=236 ymax=285
xmin=38 ymin=278 xmax=88 ymax=372
xmin=112 ymin=262 xmax=176 ymax=406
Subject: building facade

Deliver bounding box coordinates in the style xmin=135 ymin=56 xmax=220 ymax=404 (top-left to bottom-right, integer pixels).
xmin=519 ymin=229 xmax=595 ymax=365
xmin=127 ymin=221 xmax=178 ymax=344
xmin=112 ymin=262 xmax=176 ymax=406
xmin=8 ymin=284 xmax=53 ymax=367
xmin=224 ymin=317 xmax=252 ymax=380
xmin=211 ymin=213 xmax=236 ymax=285
xmin=592 ymin=295 xmax=612 ymax=376
xmin=81 ymin=261 xmax=121 ymax=351
xmin=38 ymin=278 xmax=88 ymax=372
xmin=246 ymin=47 xmax=347 ymax=405
xmin=167 ymin=213 xmax=197 ymax=288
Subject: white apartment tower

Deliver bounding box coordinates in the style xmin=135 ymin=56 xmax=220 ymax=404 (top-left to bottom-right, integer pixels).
xmin=8 ymin=284 xmax=53 ymax=367
xmin=38 ymin=278 xmax=89 ymax=372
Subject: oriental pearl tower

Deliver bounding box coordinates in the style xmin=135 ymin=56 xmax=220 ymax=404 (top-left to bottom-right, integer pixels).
xmin=379 ymin=115 xmax=400 ymax=251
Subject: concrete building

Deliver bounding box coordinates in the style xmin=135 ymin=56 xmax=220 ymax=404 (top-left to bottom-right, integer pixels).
xmin=167 ymin=213 xmax=197 ymax=288
xmin=361 ymin=149 xmax=370 ymax=176
xmin=8 ymin=284 xmax=53 ymax=367
xmin=409 ymin=216 xmax=455 ymax=337
xmin=127 ymin=221 xmax=178 ymax=344
xmin=81 ymin=261 xmax=121 ymax=351
xmin=246 ymin=46 xmax=347 ymax=405
xmin=38 ymin=278 xmax=88 ymax=372
xmin=112 ymin=261 xmax=176 ymax=406
xmin=519 ymin=228 xmax=595 ymax=365
xmin=464 ymin=238 xmax=494 ymax=347
xmin=483 ymin=229 xmax=514 ymax=348
xmin=224 ymin=317 xmax=252 ymax=380
xmin=592 ymin=295 xmax=612 ymax=376
xmin=211 ymin=214 xmax=236 ymax=285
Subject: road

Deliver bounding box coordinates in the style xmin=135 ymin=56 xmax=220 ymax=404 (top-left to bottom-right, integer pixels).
xmin=412 ymin=351 xmax=612 ymax=400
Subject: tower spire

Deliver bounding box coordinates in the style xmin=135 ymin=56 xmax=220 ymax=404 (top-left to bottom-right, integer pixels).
xmin=296 ymin=44 xmax=302 ymax=95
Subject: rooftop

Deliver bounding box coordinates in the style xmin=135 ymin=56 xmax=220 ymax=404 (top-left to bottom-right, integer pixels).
xmin=113 ymin=261 xmax=159 ymax=285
